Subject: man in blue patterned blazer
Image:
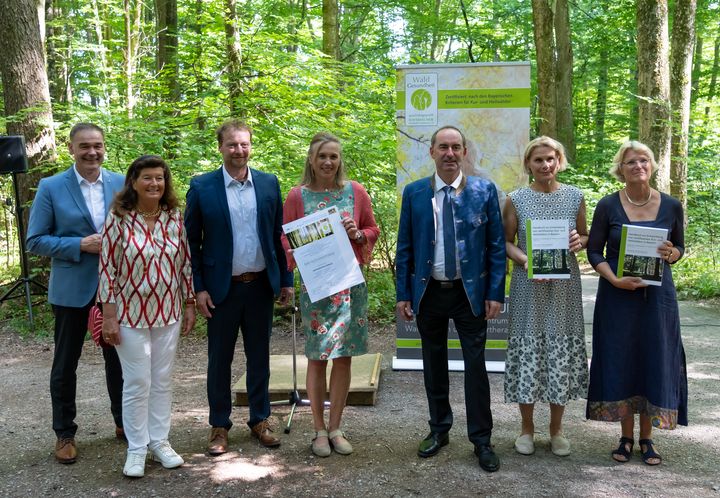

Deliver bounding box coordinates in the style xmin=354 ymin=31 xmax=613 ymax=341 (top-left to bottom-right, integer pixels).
xmin=396 ymin=125 xmax=506 ymax=472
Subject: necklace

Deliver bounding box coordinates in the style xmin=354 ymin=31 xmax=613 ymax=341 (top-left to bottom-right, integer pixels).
xmin=136 ymin=206 xmax=161 ymax=218
xmin=623 ymin=188 xmax=652 ymax=207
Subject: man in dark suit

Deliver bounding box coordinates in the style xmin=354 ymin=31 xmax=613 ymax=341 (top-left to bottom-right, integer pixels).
xmin=185 ymin=120 xmax=293 ymax=455
xmin=26 ymin=123 xmax=125 ymax=464
xmin=395 ymin=126 xmax=506 ymax=472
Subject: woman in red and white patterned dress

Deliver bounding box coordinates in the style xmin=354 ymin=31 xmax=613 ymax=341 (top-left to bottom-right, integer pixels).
xmin=99 ymin=155 xmax=195 ymax=478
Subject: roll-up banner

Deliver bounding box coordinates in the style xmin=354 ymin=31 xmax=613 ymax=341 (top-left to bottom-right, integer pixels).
xmin=394 ymin=62 xmax=531 ymax=373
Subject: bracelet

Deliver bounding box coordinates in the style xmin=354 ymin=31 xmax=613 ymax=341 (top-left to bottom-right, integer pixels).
xmin=355 ymin=231 xmax=363 ymax=242
xmin=186 ymin=298 xmax=196 ymax=305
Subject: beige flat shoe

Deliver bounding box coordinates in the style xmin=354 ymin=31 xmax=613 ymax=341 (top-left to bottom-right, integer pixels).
xmin=514 ymin=434 xmax=535 ymax=455
xmin=551 ymin=434 xmax=571 ymax=456
xmin=328 ymin=429 xmax=353 ymax=455
xmin=312 ymin=430 xmax=331 ymax=457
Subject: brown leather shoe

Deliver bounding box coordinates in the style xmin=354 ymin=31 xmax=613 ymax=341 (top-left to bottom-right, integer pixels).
xmin=251 ymin=419 xmax=280 ymax=448
xmin=55 ymin=438 xmax=77 ymax=464
xmin=208 ymin=427 xmax=229 ymax=456
xmin=115 ymin=426 xmax=127 ymax=441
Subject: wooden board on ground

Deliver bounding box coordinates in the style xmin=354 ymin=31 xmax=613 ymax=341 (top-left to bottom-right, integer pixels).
xmin=233 ymin=353 xmax=383 ymax=406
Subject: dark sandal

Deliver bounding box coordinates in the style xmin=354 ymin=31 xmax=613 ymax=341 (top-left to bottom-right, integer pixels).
xmin=611 ymin=436 xmax=634 ymax=463
xmin=639 ymin=438 xmax=662 ymax=466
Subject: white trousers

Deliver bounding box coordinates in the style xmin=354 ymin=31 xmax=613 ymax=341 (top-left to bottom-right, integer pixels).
xmin=116 ymin=322 xmax=181 ymax=454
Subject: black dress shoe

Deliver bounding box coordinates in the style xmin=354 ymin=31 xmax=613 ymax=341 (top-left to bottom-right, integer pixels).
xmin=475 ymin=444 xmax=500 ymax=472
xmin=418 ymin=432 xmax=449 ymax=458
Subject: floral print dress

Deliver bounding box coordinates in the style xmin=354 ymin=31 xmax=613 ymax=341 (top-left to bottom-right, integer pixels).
xmin=299 ymin=183 xmax=368 ymax=360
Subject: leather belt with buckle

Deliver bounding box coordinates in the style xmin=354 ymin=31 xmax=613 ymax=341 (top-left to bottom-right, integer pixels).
xmin=231 ymin=271 xmax=264 ymax=283
xmin=434 ymin=279 xmax=460 ymax=289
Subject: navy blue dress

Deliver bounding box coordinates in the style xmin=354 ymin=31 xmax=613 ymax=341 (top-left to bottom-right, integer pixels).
xmin=586 ymin=192 xmax=687 ymax=429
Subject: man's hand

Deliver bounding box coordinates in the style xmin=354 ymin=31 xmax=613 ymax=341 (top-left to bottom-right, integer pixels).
xmin=278 ymin=286 xmax=294 ymax=306
xmin=196 ymin=290 xmax=215 ymax=318
xmin=396 ymin=301 xmax=413 ymax=321
xmin=182 ymin=305 xmax=196 ymax=335
xmin=485 ymin=300 xmax=503 ymax=320
xmin=80 ymin=233 xmax=102 ymax=254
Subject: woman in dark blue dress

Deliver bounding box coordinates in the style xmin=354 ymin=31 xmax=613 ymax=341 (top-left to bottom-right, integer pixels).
xmin=586 ymin=141 xmax=687 ymax=466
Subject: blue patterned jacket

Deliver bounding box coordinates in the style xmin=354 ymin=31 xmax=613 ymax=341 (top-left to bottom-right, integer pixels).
xmin=396 ymin=175 xmax=506 ymax=316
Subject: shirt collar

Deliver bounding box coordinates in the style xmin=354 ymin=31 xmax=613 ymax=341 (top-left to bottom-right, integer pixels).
xmin=434 ymin=171 xmax=463 ymax=193
xmin=222 ymin=165 xmax=254 ymax=188
xmin=73 ymin=164 xmax=103 ymax=185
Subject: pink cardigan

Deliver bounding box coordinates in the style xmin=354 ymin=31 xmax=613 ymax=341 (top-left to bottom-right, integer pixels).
xmin=282 ymin=181 xmax=380 ymax=270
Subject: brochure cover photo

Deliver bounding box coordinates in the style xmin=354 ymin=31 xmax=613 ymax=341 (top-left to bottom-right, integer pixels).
xmin=525 ymin=219 xmax=571 ymax=280
xmin=617 ymin=224 xmax=668 ymax=286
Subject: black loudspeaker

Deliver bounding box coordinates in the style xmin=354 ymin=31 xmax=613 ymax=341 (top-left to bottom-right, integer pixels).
xmin=0 ymin=136 xmax=29 ymax=174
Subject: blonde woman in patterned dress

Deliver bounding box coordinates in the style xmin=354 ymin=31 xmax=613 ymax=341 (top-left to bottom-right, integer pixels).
xmin=99 ymin=155 xmax=195 ymax=477
xmin=282 ymin=133 xmax=379 ymax=457
xmin=502 ymin=137 xmax=589 ymax=456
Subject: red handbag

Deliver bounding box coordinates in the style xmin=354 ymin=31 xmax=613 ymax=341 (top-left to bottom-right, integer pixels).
xmin=88 ymin=304 xmax=110 ymax=348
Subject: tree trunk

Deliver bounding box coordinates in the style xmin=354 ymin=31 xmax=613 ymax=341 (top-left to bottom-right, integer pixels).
xmin=554 ymin=0 xmax=576 ymax=162
xmin=155 ymin=0 xmax=179 ymax=102
xmin=636 ymin=0 xmax=672 ymax=193
xmin=0 ymin=0 xmax=57 ymax=237
xmin=429 ymin=0 xmax=442 ymax=61
xmin=690 ymin=35 xmax=702 ymax=105
xmin=322 ymin=0 xmax=340 ymax=60
xmin=670 ymin=0 xmax=696 ymax=220
xmin=223 ymin=0 xmax=243 ymax=115
xmin=532 ymin=0 xmax=557 ymax=138
xmin=703 ymin=35 xmax=719 ymax=121
xmin=45 ymin=0 xmax=72 ymax=105
xmin=594 ymin=48 xmax=609 ymax=166
xmin=124 ymin=0 xmax=143 ymax=117
xmin=92 ymin=0 xmax=113 ymax=104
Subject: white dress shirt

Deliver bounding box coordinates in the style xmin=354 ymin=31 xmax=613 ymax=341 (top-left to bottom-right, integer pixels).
xmin=74 ymin=165 xmax=106 ymax=233
xmin=222 ymin=166 xmax=266 ymax=275
xmin=432 ymin=172 xmax=463 ymax=281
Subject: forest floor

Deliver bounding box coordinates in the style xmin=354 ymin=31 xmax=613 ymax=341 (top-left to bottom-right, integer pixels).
xmin=0 ymin=275 xmax=719 ymax=498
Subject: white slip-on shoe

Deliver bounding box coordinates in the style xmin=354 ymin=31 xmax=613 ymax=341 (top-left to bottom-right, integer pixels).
xmin=123 ymin=450 xmax=147 ymax=478
xmin=551 ymin=434 xmax=571 ymax=456
xmin=150 ymin=441 xmax=184 ymax=468
xmin=514 ymin=434 xmax=535 ymax=455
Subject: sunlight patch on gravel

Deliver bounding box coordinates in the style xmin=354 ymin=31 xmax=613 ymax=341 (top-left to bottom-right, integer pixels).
xmin=210 ymin=455 xmax=286 ymax=482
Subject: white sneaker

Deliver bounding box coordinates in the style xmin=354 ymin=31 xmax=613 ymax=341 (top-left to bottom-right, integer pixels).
xmin=150 ymin=441 xmax=184 ymax=469
xmin=123 ymin=451 xmax=147 ymax=477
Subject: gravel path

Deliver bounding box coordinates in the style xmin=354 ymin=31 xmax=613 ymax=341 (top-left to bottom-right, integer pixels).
xmin=1 ymin=276 xmax=718 ymax=497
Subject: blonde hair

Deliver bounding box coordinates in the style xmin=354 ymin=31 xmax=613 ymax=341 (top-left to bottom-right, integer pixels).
xmin=301 ymin=132 xmax=346 ymax=188
xmin=610 ymin=140 xmax=657 ymax=182
xmin=522 ymin=136 xmax=568 ymax=175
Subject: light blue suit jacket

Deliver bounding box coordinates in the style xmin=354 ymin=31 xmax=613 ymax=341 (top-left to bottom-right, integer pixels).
xmin=395 ymin=175 xmax=506 ymax=317
xmin=26 ymin=166 xmax=125 ymax=307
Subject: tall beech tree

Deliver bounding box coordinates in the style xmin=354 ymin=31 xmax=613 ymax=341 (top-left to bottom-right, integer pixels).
xmin=670 ymin=0 xmax=697 ymax=219
xmin=636 ymin=0 xmax=672 ymax=193
xmin=0 ymin=0 xmax=57 ymax=235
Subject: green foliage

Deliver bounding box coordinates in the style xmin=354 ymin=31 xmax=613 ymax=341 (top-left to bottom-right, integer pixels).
xmin=365 ymin=268 xmax=396 ymax=323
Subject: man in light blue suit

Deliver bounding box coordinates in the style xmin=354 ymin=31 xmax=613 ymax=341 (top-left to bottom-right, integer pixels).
xmin=184 ymin=120 xmax=293 ymax=456
xmin=27 ymin=123 xmax=125 ymax=464
xmin=396 ymin=126 xmax=506 ymax=472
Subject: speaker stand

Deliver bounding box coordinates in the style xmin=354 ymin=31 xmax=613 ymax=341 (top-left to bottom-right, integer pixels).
xmin=0 ymin=171 xmax=47 ymax=328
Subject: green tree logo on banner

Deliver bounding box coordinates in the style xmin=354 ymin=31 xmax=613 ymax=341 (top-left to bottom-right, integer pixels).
xmin=410 ymin=89 xmax=432 ymax=110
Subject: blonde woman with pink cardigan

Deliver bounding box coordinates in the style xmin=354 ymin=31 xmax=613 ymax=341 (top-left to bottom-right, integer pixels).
xmin=282 ymin=132 xmax=379 ymax=458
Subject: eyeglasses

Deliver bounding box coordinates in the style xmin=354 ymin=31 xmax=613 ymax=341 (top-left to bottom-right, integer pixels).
xmin=623 ymin=159 xmax=649 ymax=167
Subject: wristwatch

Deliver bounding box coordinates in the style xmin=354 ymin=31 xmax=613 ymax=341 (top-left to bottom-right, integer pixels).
xmin=186 ymin=298 xmax=197 ymax=305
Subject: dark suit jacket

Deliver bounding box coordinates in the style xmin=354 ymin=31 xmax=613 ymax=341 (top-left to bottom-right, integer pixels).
xmin=184 ymin=167 xmax=292 ymax=305
xmin=396 ymin=175 xmax=506 ymax=317
xmin=26 ymin=166 xmax=125 ymax=307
